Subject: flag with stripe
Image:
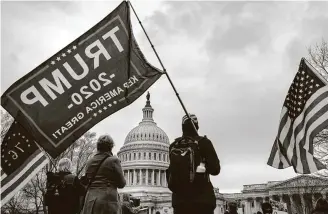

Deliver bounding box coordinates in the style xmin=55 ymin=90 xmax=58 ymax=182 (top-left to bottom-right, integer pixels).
xmin=267 ymin=58 xmax=328 ymax=174
xmin=1 ymin=121 xmax=48 ymax=206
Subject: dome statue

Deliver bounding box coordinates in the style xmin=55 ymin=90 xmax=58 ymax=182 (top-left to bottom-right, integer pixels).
xmin=123 ymin=92 xmax=170 ymax=145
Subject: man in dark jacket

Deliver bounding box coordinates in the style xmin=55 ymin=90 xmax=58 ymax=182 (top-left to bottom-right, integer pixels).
xmin=46 ymin=158 xmax=84 ymax=214
xmin=169 ymin=114 xmax=221 ymax=214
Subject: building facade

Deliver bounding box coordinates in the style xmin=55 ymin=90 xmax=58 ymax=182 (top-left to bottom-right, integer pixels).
xmin=118 ymin=92 xmax=328 ymax=214
xmin=117 ymin=92 xmax=174 ymax=214
xmin=221 ymin=174 xmax=328 ymax=214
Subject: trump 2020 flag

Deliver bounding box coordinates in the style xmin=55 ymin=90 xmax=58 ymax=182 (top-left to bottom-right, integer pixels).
xmin=1 ymin=1 xmax=163 ymax=158
xmin=267 ymin=58 xmax=328 ymax=174
xmin=1 ymin=121 xmax=48 ymax=206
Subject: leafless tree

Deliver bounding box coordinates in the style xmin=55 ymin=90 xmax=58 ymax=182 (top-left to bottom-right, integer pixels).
xmin=307 ymin=39 xmax=328 ymax=177
xmin=1 ymin=109 xmax=98 ymax=213
xmin=307 ymin=38 xmax=328 ymax=80
xmin=313 ymin=129 xmax=328 ymax=177
xmin=19 ymin=132 xmax=97 ymax=214
xmin=21 ymin=172 xmax=45 ymax=214
xmin=1 ymin=109 xmax=14 ymax=142
xmin=0 ymin=192 xmax=32 ymax=214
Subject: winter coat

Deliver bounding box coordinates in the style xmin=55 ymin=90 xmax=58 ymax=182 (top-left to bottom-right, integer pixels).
xmin=47 ymin=171 xmax=84 ymax=214
xmin=170 ymin=119 xmax=221 ymax=210
xmin=80 ymin=152 xmax=126 ymax=214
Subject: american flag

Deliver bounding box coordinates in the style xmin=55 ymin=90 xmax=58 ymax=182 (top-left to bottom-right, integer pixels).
xmin=267 ymin=58 xmax=328 ymax=174
xmin=1 ymin=121 xmax=48 ymax=206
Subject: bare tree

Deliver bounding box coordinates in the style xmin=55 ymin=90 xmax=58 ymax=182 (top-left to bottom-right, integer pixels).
xmin=313 ymin=129 xmax=328 ymax=177
xmin=307 ymin=38 xmax=328 ymax=80
xmin=1 ymin=109 xmax=14 ymax=142
xmin=20 ymin=132 xmax=97 ymax=214
xmin=1 ymin=109 xmax=97 ymax=213
xmin=307 ymin=39 xmax=328 ymax=177
xmin=0 ymin=192 xmax=32 ymax=214
xmin=21 ymin=172 xmax=45 ymax=214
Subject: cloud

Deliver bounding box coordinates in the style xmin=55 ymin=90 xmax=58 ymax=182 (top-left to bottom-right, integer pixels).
xmin=139 ymin=1 xmax=328 ymax=191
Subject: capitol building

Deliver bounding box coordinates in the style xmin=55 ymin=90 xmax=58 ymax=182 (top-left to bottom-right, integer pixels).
xmin=117 ymin=92 xmax=173 ymax=214
xmin=118 ymin=93 xmax=328 ymax=214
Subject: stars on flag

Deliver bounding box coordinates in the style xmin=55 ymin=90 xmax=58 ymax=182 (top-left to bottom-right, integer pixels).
xmin=50 ymin=45 xmax=78 ymax=66
xmin=284 ymin=66 xmax=324 ymax=120
xmin=1 ymin=121 xmax=39 ymax=174
xmin=92 ymin=101 xmax=119 ymax=117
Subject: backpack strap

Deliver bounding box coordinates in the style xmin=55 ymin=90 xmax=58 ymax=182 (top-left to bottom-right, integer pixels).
xmin=59 ymin=173 xmax=75 ymax=186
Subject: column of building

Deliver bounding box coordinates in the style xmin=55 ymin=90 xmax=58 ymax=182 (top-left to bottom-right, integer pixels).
xmin=300 ymin=194 xmax=306 ymax=214
xmin=289 ymin=194 xmax=295 ymax=214
xmin=123 ymin=168 xmax=168 ymax=186
xmin=243 ymin=199 xmax=252 ymax=214
xmin=321 ymin=191 xmax=327 ymax=199
xmin=255 ymin=198 xmax=261 ymax=212
xmin=152 ymin=169 xmax=155 ymax=185
xmin=146 ymin=168 xmax=149 ymax=185
xmin=312 ymin=194 xmax=317 ymax=208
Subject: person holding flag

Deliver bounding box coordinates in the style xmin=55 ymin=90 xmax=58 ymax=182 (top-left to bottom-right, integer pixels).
xmin=166 ymin=114 xmax=221 ymax=214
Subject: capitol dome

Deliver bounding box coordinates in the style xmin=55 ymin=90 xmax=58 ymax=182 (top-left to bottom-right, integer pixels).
xmin=124 ymin=125 xmax=169 ymax=144
xmin=117 ymin=92 xmax=171 ymax=198
xmin=124 ymin=104 xmax=170 ymax=144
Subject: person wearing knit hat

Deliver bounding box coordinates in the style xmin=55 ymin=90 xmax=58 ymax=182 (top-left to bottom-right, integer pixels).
xmin=182 ymin=113 xmax=198 ymax=125
xmin=168 ymin=114 xmax=221 ymax=214
xmin=181 ymin=113 xmax=199 ymax=136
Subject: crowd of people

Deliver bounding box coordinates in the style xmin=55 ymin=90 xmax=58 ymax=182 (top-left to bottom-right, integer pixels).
xmin=222 ymin=197 xmax=328 ymax=214
xmin=44 ymin=114 xmax=327 ymax=214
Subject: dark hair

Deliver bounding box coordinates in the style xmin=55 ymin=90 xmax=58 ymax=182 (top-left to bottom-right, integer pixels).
xmin=97 ymin=135 xmax=114 ymax=152
xmin=314 ymin=198 xmax=328 ymax=212
xmin=257 ymin=212 xmax=263 ymax=214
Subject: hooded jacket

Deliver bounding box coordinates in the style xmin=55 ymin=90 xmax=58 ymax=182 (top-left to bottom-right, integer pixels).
xmin=170 ymin=118 xmax=221 ymax=209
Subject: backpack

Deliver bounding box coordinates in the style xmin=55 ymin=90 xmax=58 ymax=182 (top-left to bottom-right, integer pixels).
xmin=44 ymin=172 xmax=75 ymax=206
xmin=166 ymin=136 xmax=205 ymax=194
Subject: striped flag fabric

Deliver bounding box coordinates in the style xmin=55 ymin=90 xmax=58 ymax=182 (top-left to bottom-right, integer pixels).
xmin=267 ymin=58 xmax=328 ymax=174
xmin=1 ymin=121 xmax=48 ymax=206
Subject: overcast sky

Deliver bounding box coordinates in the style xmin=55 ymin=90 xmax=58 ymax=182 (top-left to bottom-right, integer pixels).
xmin=2 ymin=1 xmax=328 ymax=193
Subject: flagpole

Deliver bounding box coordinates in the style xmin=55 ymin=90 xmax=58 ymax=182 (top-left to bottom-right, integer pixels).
xmin=35 ymin=141 xmax=57 ymax=171
xmin=127 ymin=1 xmax=198 ymax=130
